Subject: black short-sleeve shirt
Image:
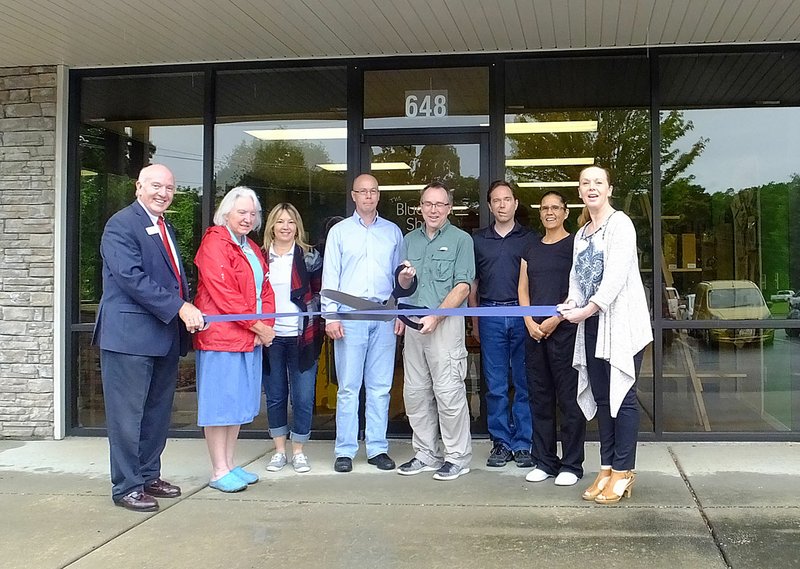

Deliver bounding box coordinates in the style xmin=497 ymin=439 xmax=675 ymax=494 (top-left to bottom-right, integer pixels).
xmin=472 ymin=222 xmax=537 ymax=302
xmin=522 ymin=233 xmax=575 ymax=322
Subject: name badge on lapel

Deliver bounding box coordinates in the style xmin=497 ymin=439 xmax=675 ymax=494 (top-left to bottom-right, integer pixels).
xmin=146 ymin=226 xmax=160 ymax=236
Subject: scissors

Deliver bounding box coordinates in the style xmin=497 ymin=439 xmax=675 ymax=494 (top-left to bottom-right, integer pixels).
xmin=321 ymin=265 xmax=426 ymax=330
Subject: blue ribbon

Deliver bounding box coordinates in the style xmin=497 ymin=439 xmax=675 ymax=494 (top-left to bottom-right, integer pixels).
xmin=203 ymin=305 xmax=558 ymax=323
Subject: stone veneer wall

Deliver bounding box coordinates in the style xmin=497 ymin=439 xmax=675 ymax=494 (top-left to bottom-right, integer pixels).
xmin=0 ymin=66 xmax=57 ymax=438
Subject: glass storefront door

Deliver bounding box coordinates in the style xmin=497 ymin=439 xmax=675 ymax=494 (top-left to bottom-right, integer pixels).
xmin=363 ymin=132 xmax=488 ymax=435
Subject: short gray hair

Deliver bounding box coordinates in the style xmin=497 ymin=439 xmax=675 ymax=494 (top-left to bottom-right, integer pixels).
xmin=214 ymin=186 xmax=263 ymax=231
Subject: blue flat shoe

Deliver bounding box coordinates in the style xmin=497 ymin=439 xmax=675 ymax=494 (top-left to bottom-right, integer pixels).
xmin=209 ymin=471 xmax=247 ymax=493
xmin=231 ymin=466 xmax=259 ymax=484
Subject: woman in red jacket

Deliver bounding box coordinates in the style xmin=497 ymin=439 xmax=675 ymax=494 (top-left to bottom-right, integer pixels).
xmin=193 ymin=186 xmax=276 ymax=493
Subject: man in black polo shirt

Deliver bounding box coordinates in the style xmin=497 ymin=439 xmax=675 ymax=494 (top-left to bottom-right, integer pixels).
xmin=469 ymin=180 xmax=536 ymax=468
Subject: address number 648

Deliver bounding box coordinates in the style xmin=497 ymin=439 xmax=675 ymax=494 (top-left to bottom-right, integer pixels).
xmin=405 ymin=94 xmax=447 ymax=118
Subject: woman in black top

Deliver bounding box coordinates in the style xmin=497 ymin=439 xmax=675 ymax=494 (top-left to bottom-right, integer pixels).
xmin=518 ymin=191 xmax=586 ymax=486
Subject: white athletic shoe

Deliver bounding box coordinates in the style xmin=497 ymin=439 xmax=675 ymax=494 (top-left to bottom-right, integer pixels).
xmin=525 ymin=468 xmax=553 ymax=483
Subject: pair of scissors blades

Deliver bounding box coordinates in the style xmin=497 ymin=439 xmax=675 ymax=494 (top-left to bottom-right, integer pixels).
xmin=321 ymin=266 xmax=425 ymax=330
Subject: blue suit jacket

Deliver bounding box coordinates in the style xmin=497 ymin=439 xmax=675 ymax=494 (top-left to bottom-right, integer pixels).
xmin=92 ymin=201 xmax=190 ymax=357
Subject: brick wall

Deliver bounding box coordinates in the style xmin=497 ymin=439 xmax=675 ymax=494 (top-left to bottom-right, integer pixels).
xmin=0 ymin=66 xmax=57 ymax=438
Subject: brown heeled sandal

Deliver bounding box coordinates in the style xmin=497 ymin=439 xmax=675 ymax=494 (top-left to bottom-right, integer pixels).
xmin=581 ymin=468 xmax=612 ymax=501
xmin=594 ymin=470 xmax=635 ymax=504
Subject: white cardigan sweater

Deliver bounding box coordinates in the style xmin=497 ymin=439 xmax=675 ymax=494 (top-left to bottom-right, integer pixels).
xmin=568 ymin=211 xmax=653 ymax=419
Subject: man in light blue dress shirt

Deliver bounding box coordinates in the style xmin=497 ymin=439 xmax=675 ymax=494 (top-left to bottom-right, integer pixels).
xmin=322 ymin=174 xmax=404 ymax=472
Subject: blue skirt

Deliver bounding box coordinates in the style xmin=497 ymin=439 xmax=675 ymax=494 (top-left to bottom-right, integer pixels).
xmin=196 ymin=346 xmax=262 ymax=427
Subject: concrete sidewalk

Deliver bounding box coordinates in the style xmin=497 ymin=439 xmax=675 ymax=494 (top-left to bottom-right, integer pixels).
xmin=0 ymin=438 xmax=798 ymax=569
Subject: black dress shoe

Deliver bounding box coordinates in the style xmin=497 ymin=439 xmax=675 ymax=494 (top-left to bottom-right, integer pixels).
xmin=144 ymin=478 xmax=182 ymax=498
xmin=115 ymin=491 xmax=158 ymax=512
xmin=334 ymin=457 xmax=353 ymax=472
xmin=367 ymin=453 xmax=396 ymax=471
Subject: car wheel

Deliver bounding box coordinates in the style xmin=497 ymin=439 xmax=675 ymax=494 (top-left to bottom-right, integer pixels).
xmin=787 ymin=328 xmax=800 ymax=338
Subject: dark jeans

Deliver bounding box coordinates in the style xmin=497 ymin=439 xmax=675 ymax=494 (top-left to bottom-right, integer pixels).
xmin=479 ymin=309 xmax=532 ymax=452
xmin=584 ymin=316 xmax=643 ymax=471
xmin=263 ymin=336 xmax=317 ymax=443
xmin=525 ymin=324 xmax=586 ymax=477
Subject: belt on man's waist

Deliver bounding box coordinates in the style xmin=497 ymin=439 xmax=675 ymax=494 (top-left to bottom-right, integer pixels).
xmin=481 ymin=300 xmax=519 ymax=306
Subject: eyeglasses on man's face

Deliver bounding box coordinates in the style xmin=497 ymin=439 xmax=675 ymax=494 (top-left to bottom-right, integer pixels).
xmin=352 ymin=188 xmax=379 ymax=196
xmin=420 ymin=201 xmax=450 ymax=210
xmin=540 ymin=205 xmax=564 ymax=213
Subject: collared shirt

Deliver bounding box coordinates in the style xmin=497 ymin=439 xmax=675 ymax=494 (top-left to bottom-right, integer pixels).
xmin=137 ymin=198 xmax=181 ymax=274
xmin=472 ymin=221 xmax=535 ymax=302
xmin=268 ymin=244 xmax=300 ymax=336
xmin=401 ymin=220 xmax=475 ymax=308
xmin=226 ymin=226 xmax=264 ymax=312
xmin=321 ymin=212 xmax=403 ymax=316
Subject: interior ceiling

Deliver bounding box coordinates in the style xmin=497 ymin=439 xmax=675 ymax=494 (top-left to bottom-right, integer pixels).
xmin=2 ymin=0 xmax=800 ymax=68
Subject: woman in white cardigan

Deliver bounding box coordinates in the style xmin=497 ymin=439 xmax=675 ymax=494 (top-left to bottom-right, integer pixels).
xmin=557 ymin=166 xmax=652 ymax=504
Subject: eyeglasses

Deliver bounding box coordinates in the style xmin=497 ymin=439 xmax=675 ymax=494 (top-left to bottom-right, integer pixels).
xmin=540 ymin=205 xmax=564 ymax=213
xmin=352 ymin=189 xmax=378 ymax=196
xmin=420 ymin=201 xmax=450 ymax=210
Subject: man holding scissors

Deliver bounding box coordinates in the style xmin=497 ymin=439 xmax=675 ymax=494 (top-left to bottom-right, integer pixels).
xmin=322 ymin=174 xmax=404 ymax=473
xmin=396 ymin=181 xmax=475 ymax=481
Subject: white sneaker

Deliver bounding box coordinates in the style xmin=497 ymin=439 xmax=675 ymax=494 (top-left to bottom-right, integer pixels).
xmin=554 ymin=472 xmax=579 ymax=486
xmin=525 ymin=468 xmax=553 ymax=483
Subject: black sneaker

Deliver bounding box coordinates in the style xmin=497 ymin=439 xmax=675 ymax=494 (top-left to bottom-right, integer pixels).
xmin=367 ymin=453 xmax=396 ymax=471
xmin=486 ymin=442 xmax=513 ymax=467
xmin=513 ymin=449 xmax=535 ymax=468
xmin=334 ymin=456 xmax=353 ymax=472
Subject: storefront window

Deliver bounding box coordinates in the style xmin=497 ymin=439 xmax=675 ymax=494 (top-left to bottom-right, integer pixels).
xmin=214 ymin=67 xmax=348 ymax=432
xmin=660 ymin=52 xmax=800 ymax=432
xmin=215 ymin=67 xmax=347 ymax=247
xmin=69 ymin=50 xmax=799 ymax=438
xmin=369 ymin=142 xmax=482 ymax=233
xmin=364 ymin=67 xmax=489 ymax=129
xmin=76 ymin=72 xmax=204 ymax=429
xmin=505 ymin=55 xmax=655 ymax=431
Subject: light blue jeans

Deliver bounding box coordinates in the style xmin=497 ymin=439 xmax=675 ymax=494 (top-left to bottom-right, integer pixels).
xmin=333 ymin=319 xmax=397 ymax=459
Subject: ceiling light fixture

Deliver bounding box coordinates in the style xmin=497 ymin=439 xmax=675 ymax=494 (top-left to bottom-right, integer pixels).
xmin=317 ymin=162 xmax=412 ymax=172
xmin=317 ymin=163 xmax=347 ymax=172
xmin=371 ymin=162 xmax=412 ymax=171
xmin=506 ymin=120 xmax=598 ymax=134
xmin=506 ymin=157 xmax=594 ymax=167
xmin=518 ymin=181 xmax=579 ymax=188
xmin=245 ymin=127 xmax=347 ymax=141
xmin=380 ymin=184 xmax=427 ymax=191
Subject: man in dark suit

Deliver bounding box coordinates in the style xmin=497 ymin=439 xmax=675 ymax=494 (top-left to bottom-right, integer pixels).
xmin=93 ymin=164 xmax=205 ymax=512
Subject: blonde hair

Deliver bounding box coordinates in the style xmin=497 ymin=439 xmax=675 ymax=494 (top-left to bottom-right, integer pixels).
xmin=262 ymin=202 xmax=311 ymax=253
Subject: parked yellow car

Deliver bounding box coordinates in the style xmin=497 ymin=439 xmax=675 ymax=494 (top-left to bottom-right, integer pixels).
xmin=692 ymin=280 xmax=774 ymax=346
